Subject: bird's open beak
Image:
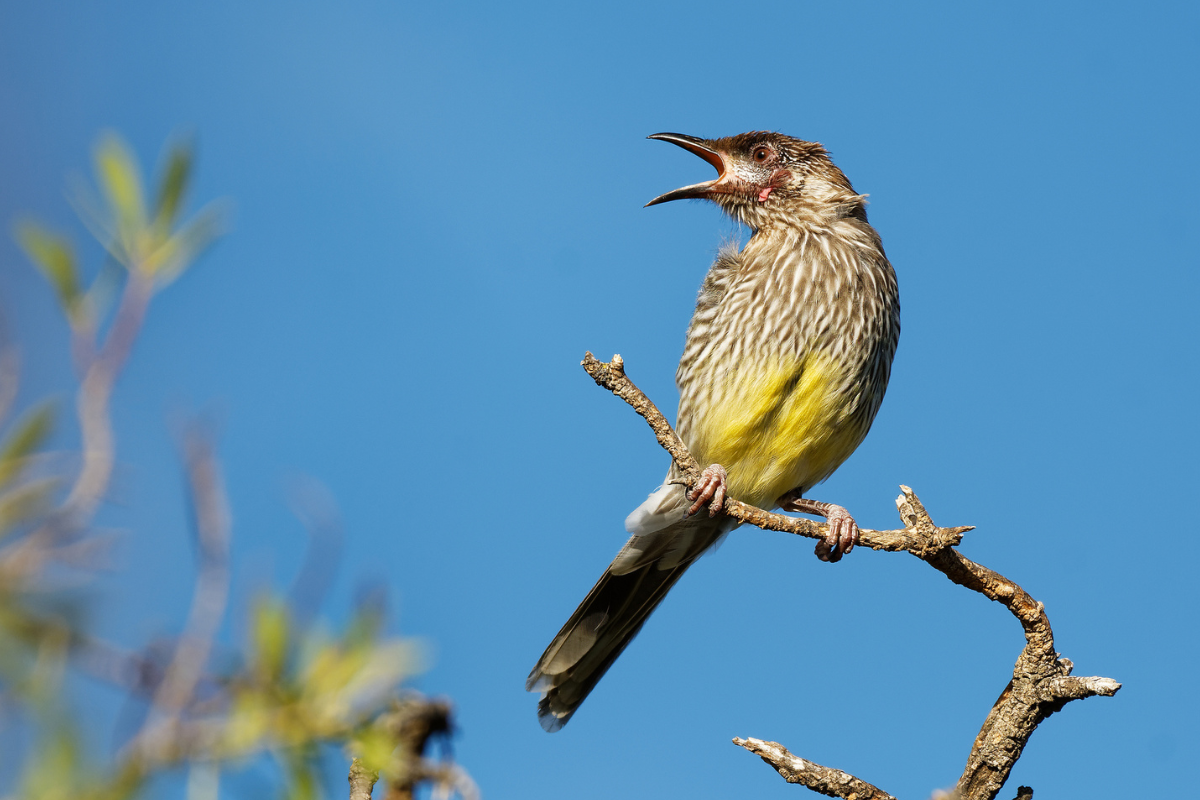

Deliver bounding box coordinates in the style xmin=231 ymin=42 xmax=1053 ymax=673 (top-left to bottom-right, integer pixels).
xmin=645 ymin=133 xmax=728 ymax=207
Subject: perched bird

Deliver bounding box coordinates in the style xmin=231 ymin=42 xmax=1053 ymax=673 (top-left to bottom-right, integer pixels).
xmin=527 ymin=132 xmax=900 ymax=731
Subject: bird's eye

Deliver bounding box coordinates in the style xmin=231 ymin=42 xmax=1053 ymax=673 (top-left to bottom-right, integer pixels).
xmin=753 ymin=146 xmax=771 ymax=163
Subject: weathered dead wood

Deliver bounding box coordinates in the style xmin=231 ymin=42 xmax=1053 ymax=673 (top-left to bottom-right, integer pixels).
xmin=582 ymin=352 xmax=1120 ymax=800
xmin=733 ymin=737 xmax=896 ymax=799
xmin=349 ymin=758 xmax=379 ymax=800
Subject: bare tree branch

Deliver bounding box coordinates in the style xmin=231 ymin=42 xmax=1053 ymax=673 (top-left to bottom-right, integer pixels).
xmin=349 ymin=758 xmax=379 ymax=800
xmin=410 ymin=760 xmax=478 ymax=800
xmin=582 ymin=353 xmax=1120 ymax=800
xmin=0 ymin=269 xmax=157 ymax=595
xmin=62 ymin=271 xmax=153 ymax=525
xmin=733 ymin=738 xmax=895 ymax=800
xmin=129 ymin=426 xmax=232 ymax=762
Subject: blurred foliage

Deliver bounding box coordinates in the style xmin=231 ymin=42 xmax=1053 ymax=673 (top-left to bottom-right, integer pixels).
xmin=0 ymin=403 xmax=58 ymax=532
xmin=12 ymin=227 xmax=80 ymax=322
xmin=79 ymin=133 xmax=225 ymax=284
xmin=0 ymin=134 xmax=467 ymax=800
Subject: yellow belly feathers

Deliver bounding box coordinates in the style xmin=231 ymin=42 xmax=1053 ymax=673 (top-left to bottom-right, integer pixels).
xmin=685 ymin=350 xmax=864 ymax=510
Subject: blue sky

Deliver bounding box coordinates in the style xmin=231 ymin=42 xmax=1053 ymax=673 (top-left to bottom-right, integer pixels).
xmin=1 ymin=1 xmax=1197 ymax=797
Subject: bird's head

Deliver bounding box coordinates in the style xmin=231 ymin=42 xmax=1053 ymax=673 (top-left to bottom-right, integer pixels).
xmin=645 ymin=131 xmax=864 ymax=229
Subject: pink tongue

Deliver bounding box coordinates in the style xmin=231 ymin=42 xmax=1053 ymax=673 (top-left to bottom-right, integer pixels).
xmin=758 ymin=187 xmax=773 ymax=203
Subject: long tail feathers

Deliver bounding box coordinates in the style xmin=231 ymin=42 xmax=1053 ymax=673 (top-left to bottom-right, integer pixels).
xmin=527 ymin=513 xmax=728 ymax=731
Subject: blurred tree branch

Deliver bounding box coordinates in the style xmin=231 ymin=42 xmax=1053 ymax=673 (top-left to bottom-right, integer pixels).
xmin=2 ymin=133 xmax=474 ymax=800
xmin=581 ymin=352 xmax=1120 ymax=800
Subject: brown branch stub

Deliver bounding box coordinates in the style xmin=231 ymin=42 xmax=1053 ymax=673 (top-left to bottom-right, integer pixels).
xmin=733 ymin=738 xmax=895 ymax=800
xmin=1037 ymin=675 xmax=1121 ymax=704
xmin=583 ymin=353 xmax=1121 ymax=800
xmin=349 ymin=758 xmax=379 ymax=800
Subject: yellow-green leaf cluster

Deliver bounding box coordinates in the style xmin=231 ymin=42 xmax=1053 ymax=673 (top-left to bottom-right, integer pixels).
xmin=228 ymin=596 xmax=422 ymax=750
xmin=0 ymin=403 xmax=58 ymax=537
xmin=90 ymin=133 xmax=224 ymax=283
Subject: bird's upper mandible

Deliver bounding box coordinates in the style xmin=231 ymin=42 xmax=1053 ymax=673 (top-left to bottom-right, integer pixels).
xmin=645 ymin=131 xmax=865 ymax=230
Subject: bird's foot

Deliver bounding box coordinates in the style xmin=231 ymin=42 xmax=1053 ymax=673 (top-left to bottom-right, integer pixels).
xmin=686 ymin=464 xmax=728 ymax=518
xmin=778 ymin=493 xmax=858 ymax=563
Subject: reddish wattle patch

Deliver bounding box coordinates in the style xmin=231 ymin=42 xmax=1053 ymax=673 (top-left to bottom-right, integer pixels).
xmin=758 ymin=187 xmax=774 ymax=203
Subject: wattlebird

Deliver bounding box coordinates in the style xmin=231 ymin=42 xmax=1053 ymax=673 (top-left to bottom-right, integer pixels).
xmin=527 ymin=132 xmax=900 ymax=731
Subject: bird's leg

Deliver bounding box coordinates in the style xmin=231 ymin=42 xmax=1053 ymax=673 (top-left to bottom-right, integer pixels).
xmin=686 ymin=464 xmax=728 ymax=518
xmin=777 ymin=489 xmax=859 ymax=563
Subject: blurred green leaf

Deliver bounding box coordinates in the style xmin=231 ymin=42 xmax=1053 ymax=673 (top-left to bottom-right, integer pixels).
xmin=251 ymin=596 xmax=291 ymax=683
xmin=0 ymin=402 xmax=55 ymax=487
xmin=148 ymin=203 xmax=225 ymax=284
xmin=15 ymin=222 xmax=81 ymax=316
xmin=335 ymin=640 xmax=418 ymax=715
xmin=155 ymin=139 xmax=193 ymax=228
xmin=93 ymin=132 xmax=147 ymax=256
xmin=350 ymin=726 xmax=397 ymax=773
xmin=225 ymin=690 xmax=271 ymax=754
xmin=344 ymin=603 xmax=384 ymax=650
xmin=20 ymin=727 xmax=79 ymax=800
xmin=299 ymin=638 xmax=352 ymax=700
xmin=282 ymin=752 xmax=319 ymax=800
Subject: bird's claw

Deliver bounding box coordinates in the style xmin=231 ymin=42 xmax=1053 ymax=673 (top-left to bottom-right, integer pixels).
xmin=777 ymin=493 xmax=859 ymax=563
xmin=814 ymin=505 xmax=858 ymax=563
xmin=686 ymin=464 xmax=728 ymax=518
